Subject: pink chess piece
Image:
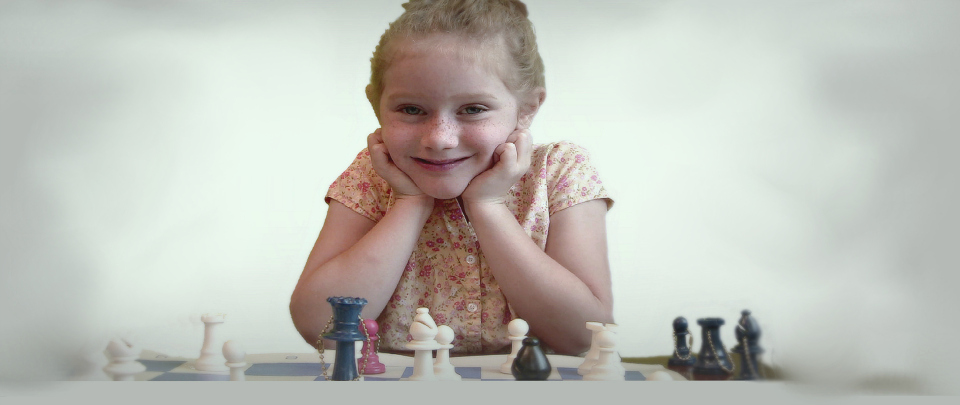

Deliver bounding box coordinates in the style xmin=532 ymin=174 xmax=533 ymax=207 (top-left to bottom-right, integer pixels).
xmin=357 ymin=319 xmax=386 ymax=374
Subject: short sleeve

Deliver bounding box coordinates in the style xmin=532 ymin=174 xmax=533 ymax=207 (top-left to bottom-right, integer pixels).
xmin=325 ymin=148 xmax=391 ymax=222
xmin=542 ymin=142 xmax=613 ymax=215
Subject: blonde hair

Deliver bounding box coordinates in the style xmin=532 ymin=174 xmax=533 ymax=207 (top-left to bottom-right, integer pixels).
xmin=366 ymin=0 xmax=545 ymax=119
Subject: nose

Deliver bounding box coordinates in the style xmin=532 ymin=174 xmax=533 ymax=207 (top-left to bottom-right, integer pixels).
xmin=420 ymin=114 xmax=459 ymax=150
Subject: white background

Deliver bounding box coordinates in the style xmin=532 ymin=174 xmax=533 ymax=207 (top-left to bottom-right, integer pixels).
xmin=2 ymin=0 xmax=958 ymax=393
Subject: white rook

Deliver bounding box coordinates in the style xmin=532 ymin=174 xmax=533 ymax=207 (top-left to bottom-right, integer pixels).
xmin=195 ymin=313 xmax=229 ymax=372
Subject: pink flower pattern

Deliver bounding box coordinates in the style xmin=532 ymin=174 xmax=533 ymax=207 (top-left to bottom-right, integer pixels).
xmin=325 ymin=142 xmax=610 ymax=354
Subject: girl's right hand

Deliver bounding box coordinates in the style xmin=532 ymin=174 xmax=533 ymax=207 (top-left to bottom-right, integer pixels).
xmin=367 ymin=129 xmax=426 ymax=199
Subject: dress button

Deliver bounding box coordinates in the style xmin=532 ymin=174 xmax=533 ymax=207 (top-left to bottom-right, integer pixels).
xmin=465 ymin=255 xmax=476 ymax=264
xmin=467 ymin=303 xmax=478 ymax=312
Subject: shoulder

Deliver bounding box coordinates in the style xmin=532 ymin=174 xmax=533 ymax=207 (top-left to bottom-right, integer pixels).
xmin=532 ymin=141 xmax=592 ymax=162
xmin=326 ymin=148 xmax=393 ymax=221
xmin=341 ymin=148 xmax=375 ymax=176
xmin=531 ymin=141 xmax=600 ymax=175
xmin=528 ymin=141 xmax=612 ymax=212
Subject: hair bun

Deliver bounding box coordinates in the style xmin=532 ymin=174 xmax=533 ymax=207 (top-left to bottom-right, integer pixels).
xmin=402 ymin=0 xmax=528 ymax=17
xmin=500 ymin=0 xmax=529 ymax=18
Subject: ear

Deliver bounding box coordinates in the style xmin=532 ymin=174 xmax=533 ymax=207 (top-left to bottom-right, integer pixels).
xmin=516 ymin=87 xmax=546 ymax=130
xmin=365 ymin=84 xmax=383 ymax=124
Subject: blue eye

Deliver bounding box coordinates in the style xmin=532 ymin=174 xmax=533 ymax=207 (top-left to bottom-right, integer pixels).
xmin=401 ymin=106 xmax=423 ymax=115
xmin=463 ymin=106 xmax=486 ymax=114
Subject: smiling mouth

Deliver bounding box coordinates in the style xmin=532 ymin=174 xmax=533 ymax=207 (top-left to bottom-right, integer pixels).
xmin=414 ymin=156 xmax=469 ymax=171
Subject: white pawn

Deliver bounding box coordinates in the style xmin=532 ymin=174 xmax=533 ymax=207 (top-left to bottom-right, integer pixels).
xmin=72 ymin=340 xmax=110 ymax=381
xmin=103 ymin=338 xmax=146 ymax=381
xmin=195 ymin=313 xmax=229 ymax=372
xmin=500 ymin=318 xmax=529 ymax=374
xmin=578 ymin=321 xmax=605 ymax=375
xmin=223 ymin=340 xmax=247 ymax=381
xmin=433 ymin=325 xmax=461 ymax=381
xmin=405 ymin=308 xmax=440 ymax=381
xmin=583 ymin=330 xmax=625 ymax=381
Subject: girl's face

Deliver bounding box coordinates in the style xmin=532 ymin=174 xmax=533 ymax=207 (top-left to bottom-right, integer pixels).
xmin=378 ymin=34 xmax=530 ymax=200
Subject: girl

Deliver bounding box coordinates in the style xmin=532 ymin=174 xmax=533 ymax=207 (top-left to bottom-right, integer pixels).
xmin=290 ymin=0 xmax=613 ymax=355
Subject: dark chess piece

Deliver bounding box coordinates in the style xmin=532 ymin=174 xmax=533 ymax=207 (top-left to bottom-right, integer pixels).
xmin=668 ymin=316 xmax=697 ymax=367
xmin=693 ymin=317 xmax=734 ymax=376
xmin=730 ymin=309 xmax=764 ymax=380
xmin=511 ymin=337 xmax=552 ymax=380
xmin=357 ymin=319 xmax=385 ymax=374
xmin=322 ymin=296 xmax=368 ymax=381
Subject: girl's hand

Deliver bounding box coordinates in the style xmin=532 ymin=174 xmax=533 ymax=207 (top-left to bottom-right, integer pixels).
xmin=367 ymin=129 xmax=427 ymax=200
xmin=461 ymin=129 xmax=532 ymax=205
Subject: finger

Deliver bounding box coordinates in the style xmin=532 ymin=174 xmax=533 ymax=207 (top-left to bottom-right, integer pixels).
xmin=497 ymin=142 xmax=518 ymax=169
xmin=505 ymin=131 xmax=518 ymax=145
xmin=368 ymin=142 xmax=390 ymax=168
xmin=370 ymin=128 xmax=384 ymax=143
xmin=513 ymin=130 xmax=533 ymax=167
xmin=513 ymin=130 xmax=531 ymax=153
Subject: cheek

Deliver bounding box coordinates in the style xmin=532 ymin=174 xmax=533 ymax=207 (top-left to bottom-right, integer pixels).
xmin=379 ymin=125 xmax=411 ymax=151
xmin=465 ymin=120 xmax=513 ymax=150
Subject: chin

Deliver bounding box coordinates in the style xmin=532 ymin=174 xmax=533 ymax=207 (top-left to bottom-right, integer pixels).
xmin=419 ymin=183 xmax=467 ymax=201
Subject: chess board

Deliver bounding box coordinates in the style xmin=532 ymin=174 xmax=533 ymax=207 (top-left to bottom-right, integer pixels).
xmin=133 ymin=350 xmax=682 ymax=381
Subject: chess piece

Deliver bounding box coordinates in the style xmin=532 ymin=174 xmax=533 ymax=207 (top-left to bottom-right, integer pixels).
xmin=72 ymin=340 xmax=111 ymax=381
xmin=693 ymin=317 xmax=734 ymax=376
xmin=357 ymin=319 xmax=385 ymax=374
xmin=195 ymin=313 xmax=229 ymax=372
xmin=322 ymin=296 xmax=368 ymax=381
xmin=500 ymin=318 xmax=529 ymax=374
xmin=577 ymin=321 xmax=605 ymax=375
xmin=223 ymin=340 xmax=247 ymax=381
xmin=511 ymin=337 xmax=552 ymax=380
xmin=583 ymin=330 xmax=625 ymax=381
xmin=730 ymin=309 xmax=764 ymax=380
xmin=405 ymin=307 xmax=440 ymax=381
xmin=668 ymin=316 xmax=697 ymax=367
xmin=103 ymin=338 xmax=146 ymax=381
xmin=603 ymin=323 xmax=627 ymax=377
xmin=433 ymin=325 xmax=461 ymax=380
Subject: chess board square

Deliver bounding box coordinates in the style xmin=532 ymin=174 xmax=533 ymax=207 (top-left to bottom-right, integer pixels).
xmin=245 ymin=362 xmax=328 ymax=376
xmin=478 ymin=368 xmax=515 ymax=380
xmin=625 ymin=370 xmax=645 ymax=381
xmin=140 ymin=360 xmax=187 ymax=373
xmin=360 ymin=376 xmax=402 ymax=381
xmin=556 ymin=367 xmax=583 ymax=380
xmin=454 ymin=367 xmax=481 ymax=379
xmin=151 ymin=372 xmax=229 ymax=381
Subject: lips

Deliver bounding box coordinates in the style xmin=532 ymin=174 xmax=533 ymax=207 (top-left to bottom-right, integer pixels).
xmin=413 ymin=156 xmax=470 ymax=172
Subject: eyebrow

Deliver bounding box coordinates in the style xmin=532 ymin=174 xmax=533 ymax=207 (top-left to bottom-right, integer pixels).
xmin=383 ymin=91 xmax=501 ymax=103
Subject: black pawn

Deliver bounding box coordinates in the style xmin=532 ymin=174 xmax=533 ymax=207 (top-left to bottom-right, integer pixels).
xmin=668 ymin=316 xmax=697 ymax=367
xmin=731 ymin=309 xmax=764 ymax=380
xmin=511 ymin=337 xmax=552 ymax=380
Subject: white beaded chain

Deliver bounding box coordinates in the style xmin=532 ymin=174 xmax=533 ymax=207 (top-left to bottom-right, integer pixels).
xmin=705 ymin=330 xmax=735 ymax=374
xmin=672 ymin=331 xmax=694 ymax=361
xmin=315 ymin=315 xmax=376 ymax=381
xmin=736 ymin=324 xmax=761 ymax=378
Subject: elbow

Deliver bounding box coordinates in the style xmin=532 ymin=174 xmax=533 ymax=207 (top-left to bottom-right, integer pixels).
xmin=289 ymin=291 xmax=318 ymax=349
xmin=551 ymin=306 xmax=614 ymax=355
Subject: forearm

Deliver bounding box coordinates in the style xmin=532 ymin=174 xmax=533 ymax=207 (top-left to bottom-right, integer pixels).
xmin=290 ymin=197 xmax=433 ymax=348
xmin=463 ymin=201 xmax=614 ymax=354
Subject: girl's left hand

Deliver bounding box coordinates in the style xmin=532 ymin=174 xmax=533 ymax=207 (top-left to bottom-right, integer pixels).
xmin=461 ymin=129 xmax=532 ymax=205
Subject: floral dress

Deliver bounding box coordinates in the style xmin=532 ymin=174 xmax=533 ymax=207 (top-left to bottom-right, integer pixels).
xmin=325 ymin=141 xmax=612 ymax=354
